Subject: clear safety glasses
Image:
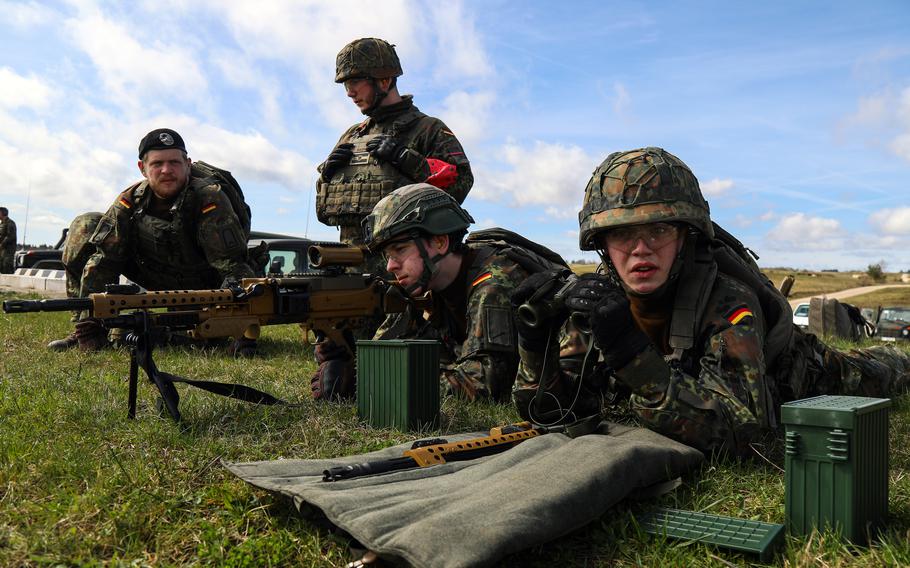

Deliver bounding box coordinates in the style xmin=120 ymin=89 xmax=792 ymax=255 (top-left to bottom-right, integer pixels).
xmin=604 ymin=222 xmax=680 ymax=253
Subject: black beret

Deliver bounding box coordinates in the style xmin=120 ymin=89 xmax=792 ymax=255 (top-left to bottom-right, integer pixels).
xmin=138 ymin=128 xmax=186 ymax=158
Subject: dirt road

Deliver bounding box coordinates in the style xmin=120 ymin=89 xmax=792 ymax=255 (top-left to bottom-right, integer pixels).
xmin=788 ymin=284 xmax=910 ymax=309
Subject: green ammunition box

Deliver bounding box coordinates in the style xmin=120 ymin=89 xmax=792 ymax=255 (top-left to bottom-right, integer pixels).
xmin=356 ymin=340 xmax=440 ymax=431
xmin=781 ymin=395 xmax=891 ymax=543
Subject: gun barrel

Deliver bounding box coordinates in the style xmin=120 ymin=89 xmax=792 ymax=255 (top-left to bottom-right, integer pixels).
xmin=308 ymin=245 xmax=365 ymax=269
xmin=3 ymin=298 xmax=93 ymax=314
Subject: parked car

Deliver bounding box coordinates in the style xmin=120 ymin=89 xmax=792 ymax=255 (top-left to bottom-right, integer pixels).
xmin=247 ymin=231 xmax=343 ymax=277
xmin=13 ymin=228 xmax=67 ymax=270
xmin=873 ymin=306 xmax=910 ymax=342
xmin=792 ymin=302 xmax=810 ymax=330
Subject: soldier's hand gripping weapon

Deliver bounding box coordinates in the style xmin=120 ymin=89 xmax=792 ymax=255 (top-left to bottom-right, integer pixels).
xmin=3 ymin=245 xmax=426 ymax=422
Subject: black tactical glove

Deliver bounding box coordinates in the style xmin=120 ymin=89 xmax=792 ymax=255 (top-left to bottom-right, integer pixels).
xmin=366 ymin=135 xmax=428 ymax=181
xmin=74 ymin=318 xmax=109 ymax=351
xmin=510 ymin=269 xmax=572 ymax=352
xmin=321 ymin=143 xmax=354 ymax=181
xmin=567 ymin=281 xmax=651 ymax=371
xmin=365 ymin=134 xmax=405 ymax=165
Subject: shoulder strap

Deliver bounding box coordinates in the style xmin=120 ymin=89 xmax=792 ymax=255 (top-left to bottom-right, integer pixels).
xmin=668 ymin=238 xmax=717 ymax=359
xmin=190 ymin=161 xmax=252 ymax=238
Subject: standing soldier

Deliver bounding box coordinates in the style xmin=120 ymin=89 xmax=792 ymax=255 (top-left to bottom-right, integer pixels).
xmin=0 ymin=207 xmax=17 ymax=274
xmin=317 ymin=37 xmax=473 ymax=256
xmin=311 ymin=184 xmax=568 ymax=401
xmin=48 ymin=128 xmax=258 ymax=352
xmin=314 ymin=37 xmax=475 ymax=354
xmin=512 ymin=147 xmax=910 ymax=457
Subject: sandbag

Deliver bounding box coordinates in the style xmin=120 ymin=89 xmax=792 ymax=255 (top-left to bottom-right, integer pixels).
xmin=225 ymin=422 xmax=703 ymax=567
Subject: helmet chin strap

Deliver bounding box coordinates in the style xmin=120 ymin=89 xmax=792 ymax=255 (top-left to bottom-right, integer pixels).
xmin=404 ymin=232 xmax=449 ymax=295
xmin=362 ymin=78 xmax=389 ymax=116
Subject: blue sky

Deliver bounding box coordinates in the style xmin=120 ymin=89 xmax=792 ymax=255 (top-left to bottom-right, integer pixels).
xmin=1 ymin=0 xmax=909 ymax=270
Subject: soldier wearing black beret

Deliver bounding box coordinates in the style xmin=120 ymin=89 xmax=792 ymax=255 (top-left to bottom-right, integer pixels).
xmin=50 ymin=128 xmax=257 ymax=354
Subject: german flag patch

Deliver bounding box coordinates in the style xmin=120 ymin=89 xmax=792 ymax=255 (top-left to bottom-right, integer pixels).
xmin=472 ymin=272 xmax=493 ymax=287
xmin=201 ymin=203 xmax=218 ymax=214
xmin=118 ymin=197 xmax=131 ymax=209
xmin=726 ymin=305 xmax=754 ymax=325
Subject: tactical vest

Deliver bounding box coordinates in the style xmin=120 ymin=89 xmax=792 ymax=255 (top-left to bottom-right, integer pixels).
xmin=316 ymin=107 xmax=425 ymax=230
xmin=126 ymin=179 xmax=221 ymax=289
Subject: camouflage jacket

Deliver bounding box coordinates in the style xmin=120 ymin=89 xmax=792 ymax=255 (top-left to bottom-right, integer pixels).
xmin=0 ymin=217 xmax=16 ymax=250
xmin=317 ymin=96 xmax=473 ymax=244
xmin=514 ymin=272 xmax=910 ymax=456
xmin=79 ymin=175 xmax=254 ymax=295
xmin=376 ymin=244 xmax=529 ymax=403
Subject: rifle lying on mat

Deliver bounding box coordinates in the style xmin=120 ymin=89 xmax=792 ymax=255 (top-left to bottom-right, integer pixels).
xmin=3 ymin=245 xmax=425 ymax=422
xmin=322 ymin=418 xmax=601 ymax=481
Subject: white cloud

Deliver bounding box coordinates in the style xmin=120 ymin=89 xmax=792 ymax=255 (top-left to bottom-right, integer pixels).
xmin=64 ymin=8 xmax=208 ymax=111
xmin=869 ymin=206 xmax=910 ymax=235
xmin=428 ymin=2 xmax=493 ymax=80
xmin=0 ymin=0 xmax=56 ymax=27
xmin=474 ymin=141 xmax=593 ymax=217
xmin=211 ymin=49 xmax=285 ymax=131
xmin=438 ymin=90 xmax=495 ymax=148
xmin=759 ymin=210 xmax=776 ymax=222
xmin=765 ymin=213 xmax=846 ymax=250
xmin=0 ymin=67 xmax=55 ymax=110
xmin=187 ymin=124 xmax=314 ymax=191
xmin=733 ymin=214 xmax=753 ymax=228
xmin=701 ymin=177 xmax=734 ymax=196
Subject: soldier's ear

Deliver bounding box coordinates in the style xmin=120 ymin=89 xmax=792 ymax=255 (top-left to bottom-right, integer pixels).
xmin=430 ymin=234 xmax=449 ymax=255
xmin=137 ymin=160 xmax=148 ymax=179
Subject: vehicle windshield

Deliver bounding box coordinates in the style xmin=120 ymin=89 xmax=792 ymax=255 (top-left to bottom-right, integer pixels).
xmin=793 ymin=305 xmax=810 ymax=317
xmin=879 ymin=308 xmax=910 ymax=324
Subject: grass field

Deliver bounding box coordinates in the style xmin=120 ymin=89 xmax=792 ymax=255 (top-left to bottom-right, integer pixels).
xmin=2 ymin=291 xmax=910 ymax=566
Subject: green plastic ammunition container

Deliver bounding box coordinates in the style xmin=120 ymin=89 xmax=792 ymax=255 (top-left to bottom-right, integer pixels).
xmin=356 ymin=340 xmax=440 ymax=431
xmin=781 ymin=395 xmax=891 ymax=543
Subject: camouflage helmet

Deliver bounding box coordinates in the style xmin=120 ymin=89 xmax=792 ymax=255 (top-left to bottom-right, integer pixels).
xmin=363 ymin=183 xmax=474 ymax=252
xmin=335 ymin=38 xmax=403 ymax=83
xmin=578 ymin=147 xmax=713 ymax=250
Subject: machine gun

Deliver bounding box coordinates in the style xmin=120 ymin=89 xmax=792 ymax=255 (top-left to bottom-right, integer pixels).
xmin=2 ymin=245 xmax=426 ymax=421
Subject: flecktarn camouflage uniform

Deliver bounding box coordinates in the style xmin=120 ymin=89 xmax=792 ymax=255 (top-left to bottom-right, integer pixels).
xmin=0 ymin=214 xmax=17 ymax=274
xmin=514 ymin=147 xmax=910 ymax=456
xmin=376 ymin=242 xmax=531 ymax=402
xmin=365 ymin=183 xmax=566 ymax=402
xmin=63 ymin=174 xmax=254 ymax=300
xmin=318 ymin=38 xmax=472 ymax=246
